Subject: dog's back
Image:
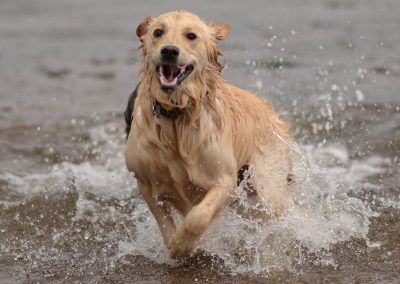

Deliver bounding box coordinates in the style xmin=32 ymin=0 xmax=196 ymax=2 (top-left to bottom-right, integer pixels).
xmin=124 ymin=83 xmax=140 ymax=139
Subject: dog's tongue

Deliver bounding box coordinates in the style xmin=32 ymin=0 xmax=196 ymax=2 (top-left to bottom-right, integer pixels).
xmin=162 ymin=65 xmax=186 ymax=82
xmin=162 ymin=65 xmax=172 ymax=81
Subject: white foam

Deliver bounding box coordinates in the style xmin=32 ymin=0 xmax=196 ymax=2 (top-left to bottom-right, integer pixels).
xmin=115 ymin=141 xmax=389 ymax=274
xmin=2 ymin=121 xmax=134 ymax=199
xmin=1 ymin=122 xmax=395 ymax=274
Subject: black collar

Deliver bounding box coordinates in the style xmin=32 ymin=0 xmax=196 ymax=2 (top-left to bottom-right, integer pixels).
xmin=152 ymin=100 xmax=182 ymax=119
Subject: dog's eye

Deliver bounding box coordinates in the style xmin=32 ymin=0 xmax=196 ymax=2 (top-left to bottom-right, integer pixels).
xmin=153 ymin=28 xmax=164 ymax=38
xmin=186 ymin=32 xmax=197 ymax=41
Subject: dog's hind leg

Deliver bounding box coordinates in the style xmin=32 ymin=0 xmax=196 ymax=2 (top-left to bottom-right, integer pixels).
xmin=235 ymin=164 xmax=273 ymax=222
xmin=250 ymin=145 xmax=294 ymax=218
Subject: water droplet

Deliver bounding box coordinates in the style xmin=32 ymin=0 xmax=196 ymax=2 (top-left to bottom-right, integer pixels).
xmin=355 ymin=90 xmax=364 ymax=101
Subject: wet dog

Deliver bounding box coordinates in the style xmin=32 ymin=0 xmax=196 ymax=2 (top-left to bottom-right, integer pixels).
xmin=125 ymin=11 xmax=293 ymax=259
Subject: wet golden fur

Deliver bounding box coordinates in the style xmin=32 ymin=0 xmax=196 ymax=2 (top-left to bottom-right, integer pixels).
xmin=125 ymin=11 xmax=293 ymax=259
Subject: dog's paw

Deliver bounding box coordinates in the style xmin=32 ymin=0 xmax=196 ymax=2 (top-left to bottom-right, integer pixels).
xmin=168 ymin=230 xmax=197 ymax=260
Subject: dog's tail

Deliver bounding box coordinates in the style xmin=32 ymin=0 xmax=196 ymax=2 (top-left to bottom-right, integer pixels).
xmin=124 ymin=82 xmax=140 ymax=139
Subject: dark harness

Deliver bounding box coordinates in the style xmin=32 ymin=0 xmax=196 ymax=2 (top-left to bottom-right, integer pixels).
xmin=124 ymin=83 xmax=184 ymax=138
xmin=152 ymin=100 xmax=182 ymax=119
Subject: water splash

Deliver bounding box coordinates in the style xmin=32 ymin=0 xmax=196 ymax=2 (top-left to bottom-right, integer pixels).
xmin=0 ymin=121 xmax=392 ymax=276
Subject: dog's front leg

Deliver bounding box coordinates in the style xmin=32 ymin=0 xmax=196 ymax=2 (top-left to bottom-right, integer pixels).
xmin=168 ymin=181 xmax=236 ymax=259
xmin=138 ymin=181 xmax=176 ymax=247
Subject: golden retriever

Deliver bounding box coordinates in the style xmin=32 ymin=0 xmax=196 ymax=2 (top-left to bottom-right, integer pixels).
xmin=125 ymin=11 xmax=293 ymax=260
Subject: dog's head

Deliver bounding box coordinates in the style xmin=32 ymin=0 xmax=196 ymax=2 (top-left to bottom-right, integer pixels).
xmin=136 ymin=11 xmax=229 ymax=96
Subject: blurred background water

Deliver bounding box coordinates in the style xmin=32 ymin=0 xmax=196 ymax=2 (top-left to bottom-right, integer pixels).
xmin=0 ymin=0 xmax=399 ymax=282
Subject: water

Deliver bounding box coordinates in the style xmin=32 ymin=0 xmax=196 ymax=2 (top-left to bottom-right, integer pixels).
xmin=1 ymin=0 xmax=399 ymax=282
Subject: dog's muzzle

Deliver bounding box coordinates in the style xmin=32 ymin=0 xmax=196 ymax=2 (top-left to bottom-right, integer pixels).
xmin=156 ymin=45 xmax=194 ymax=94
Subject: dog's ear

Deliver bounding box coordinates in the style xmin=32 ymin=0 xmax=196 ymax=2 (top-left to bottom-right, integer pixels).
xmin=136 ymin=16 xmax=152 ymax=41
xmin=211 ymin=23 xmax=229 ymax=41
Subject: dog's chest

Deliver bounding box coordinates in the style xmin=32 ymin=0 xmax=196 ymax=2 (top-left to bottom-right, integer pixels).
xmin=125 ymin=117 xmax=229 ymax=191
xmin=126 ymin=120 xmax=190 ymax=178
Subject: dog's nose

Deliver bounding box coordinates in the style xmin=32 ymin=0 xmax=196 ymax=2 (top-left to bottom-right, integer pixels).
xmin=160 ymin=45 xmax=180 ymax=62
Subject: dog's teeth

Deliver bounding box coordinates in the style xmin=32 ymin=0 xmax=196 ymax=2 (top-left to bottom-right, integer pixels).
xmin=158 ymin=64 xmax=193 ymax=87
xmin=178 ymin=69 xmax=186 ymax=79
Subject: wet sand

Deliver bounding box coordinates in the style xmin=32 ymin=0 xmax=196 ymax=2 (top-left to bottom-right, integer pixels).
xmin=1 ymin=0 xmax=399 ymax=283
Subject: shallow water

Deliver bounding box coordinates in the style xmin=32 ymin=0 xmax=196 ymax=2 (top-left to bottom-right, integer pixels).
xmin=1 ymin=0 xmax=399 ymax=283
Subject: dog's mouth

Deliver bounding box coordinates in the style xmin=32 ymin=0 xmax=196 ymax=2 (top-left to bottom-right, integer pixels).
xmin=156 ymin=64 xmax=194 ymax=93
